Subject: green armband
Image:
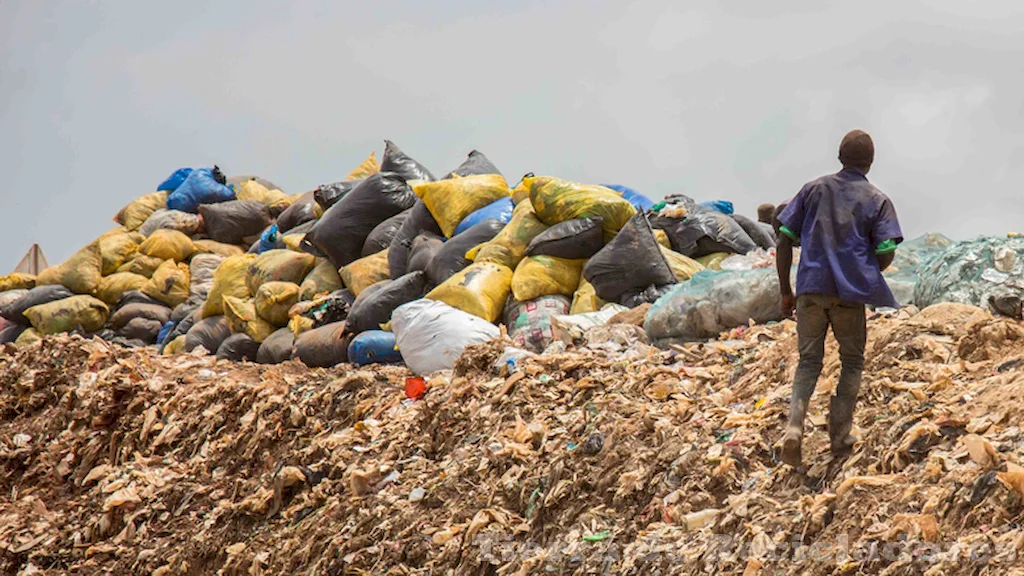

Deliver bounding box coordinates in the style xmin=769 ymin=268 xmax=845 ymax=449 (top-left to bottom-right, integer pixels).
xmin=875 ymin=239 xmax=897 ymax=254
xmin=779 ymin=225 xmax=799 ymax=242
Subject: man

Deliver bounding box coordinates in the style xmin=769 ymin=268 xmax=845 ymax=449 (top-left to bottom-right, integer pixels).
xmin=775 ymin=129 xmax=902 ymax=467
xmin=757 ymin=203 xmax=776 ymax=225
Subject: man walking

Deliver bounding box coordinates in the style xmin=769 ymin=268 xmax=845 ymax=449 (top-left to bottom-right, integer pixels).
xmin=775 ymin=130 xmax=903 ymax=467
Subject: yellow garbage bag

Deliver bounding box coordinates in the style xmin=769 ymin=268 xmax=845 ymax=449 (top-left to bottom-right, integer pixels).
xmin=339 ymin=249 xmax=390 ymax=297
xmin=36 ymin=242 xmax=103 ymax=295
xmin=300 ymin=258 xmax=343 ymax=301
xmin=138 ymin=229 xmax=196 ymax=262
xmin=254 ymin=281 xmax=300 ymax=326
xmin=570 ymin=278 xmax=607 ymax=314
xmin=236 ymin=180 xmax=289 ymax=207
xmin=289 ymin=314 xmax=314 ymax=337
xmin=98 ymin=230 xmax=145 ymax=275
xmin=24 ymin=295 xmax=109 ymax=335
xmin=346 ymin=151 xmax=381 ymax=181
xmin=426 ymin=261 xmax=512 ymax=322
xmin=282 ymin=233 xmax=305 ymax=252
xmin=270 ymin=192 xmax=304 ymax=214
xmin=525 ymin=176 xmax=636 ymax=241
xmin=94 ymin=272 xmax=149 ymax=305
xmin=193 ymin=239 xmax=246 ymax=258
xmin=202 ymin=254 xmax=256 ymax=318
xmin=653 ymin=229 xmax=671 ymax=249
xmin=0 ymin=273 xmax=36 ymax=292
xmin=115 ymin=191 xmax=168 ymax=231
xmin=511 ymin=256 xmax=585 ymax=302
xmin=223 ymin=296 xmax=276 ymax=342
xmin=414 ymin=174 xmax=510 ymax=238
xmin=247 ymin=250 xmax=316 ymax=294
xmin=659 ymin=246 xmax=705 ymax=282
xmin=511 ymin=179 xmax=531 ymax=205
xmin=467 ymin=201 xmax=548 ymax=269
xmin=116 ymin=254 xmax=165 ymax=278
xmin=15 ymin=328 xmax=41 ymax=347
xmin=142 ymin=260 xmax=191 ymax=307
xmin=163 ymin=334 xmax=187 ymax=355
xmin=695 ymin=252 xmax=730 ymax=271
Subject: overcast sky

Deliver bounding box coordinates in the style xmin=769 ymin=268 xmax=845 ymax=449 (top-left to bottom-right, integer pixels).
xmin=2 ymin=1 xmax=1023 ymax=267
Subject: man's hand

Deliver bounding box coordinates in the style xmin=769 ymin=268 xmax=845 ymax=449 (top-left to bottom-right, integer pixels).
xmin=781 ymin=292 xmax=796 ymax=318
xmin=776 ymin=234 xmax=796 ymax=318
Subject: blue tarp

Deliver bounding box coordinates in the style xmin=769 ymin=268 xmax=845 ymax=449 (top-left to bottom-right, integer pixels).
xmin=157 ymin=168 xmax=193 ymax=193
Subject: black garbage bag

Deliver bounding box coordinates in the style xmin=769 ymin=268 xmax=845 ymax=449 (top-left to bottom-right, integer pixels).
xmin=314 ymin=179 xmax=363 ymax=211
xmin=380 ymin=140 xmax=435 ymax=182
xmin=525 ymin=217 xmax=604 ymax=259
xmin=362 ymin=209 xmax=411 ymax=257
xmin=425 ymin=218 xmax=505 ymax=286
xmin=308 ymin=289 xmax=355 ymax=327
xmin=0 ymin=322 xmax=26 ymax=344
xmin=184 ymin=315 xmax=232 ymax=353
xmin=118 ymin=317 xmax=164 ymax=343
xmin=620 ymin=284 xmax=675 ymax=308
xmin=294 ymin=321 xmax=349 ymax=368
xmin=117 ymin=290 xmax=163 ymax=309
xmin=406 ymin=233 xmax=444 ymax=275
xmin=276 ymin=191 xmax=317 ymax=232
xmin=650 ymin=211 xmax=756 ymax=257
xmin=1 ymin=285 xmax=74 ymax=325
xmin=583 ymin=212 xmax=677 ymax=303
xmin=162 ymin=310 xmax=198 ymax=352
xmin=109 ymin=303 xmax=172 ymax=329
xmin=199 ymin=200 xmax=273 ymax=245
xmin=445 ymin=150 xmax=502 ymax=178
xmin=387 ymin=200 xmax=444 ymax=278
xmin=216 ymin=333 xmax=261 ymax=361
xmin=257 ymin=327 xmax=294 ymax=364
xmin=731 ymin=214 xmax=776 ymax=250
xmin=170 ymin=303 xmax=199 ymax=324
xmin=345 ymin=272 xmax=426 ymax=335
xmin=303 ymin=172 xmax=417 ymax=268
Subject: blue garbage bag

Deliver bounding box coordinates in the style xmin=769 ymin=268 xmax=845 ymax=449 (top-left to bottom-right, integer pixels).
xmin=257 ymin=224 xmax=279 ymax=254
xmin=167 ymin=168 xmax=235 ymax=213
xmin=157 ymin=320 xmax=176 ymax=346
xmin=453 ymin=197 xmax=514 ymax=236
xmin=348 ymin=330 xmax=403 ymax=366
xmin=156 ymin=168 xmax=193 ymax=192
xmin=699 ymin=200 xmax=734 ymax=215
xmin=603 ymin=184 xmax=655 ymax=211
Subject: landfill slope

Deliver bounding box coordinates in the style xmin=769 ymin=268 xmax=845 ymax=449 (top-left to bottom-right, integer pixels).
xmin=2 ymin=305 xmax=1024 ymax=575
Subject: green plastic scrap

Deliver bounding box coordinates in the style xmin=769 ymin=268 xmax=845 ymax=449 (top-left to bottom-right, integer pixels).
xmin=583 ymin=531 xmax=613 ymax=542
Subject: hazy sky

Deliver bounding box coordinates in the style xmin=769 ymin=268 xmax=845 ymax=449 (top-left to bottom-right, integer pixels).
xmin=3 ymin=1 xmax=1023 ymax=267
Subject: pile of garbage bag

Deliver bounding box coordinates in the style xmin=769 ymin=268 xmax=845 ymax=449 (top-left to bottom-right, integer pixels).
xmin=915 ymin=235 xmax=1024 ymax=315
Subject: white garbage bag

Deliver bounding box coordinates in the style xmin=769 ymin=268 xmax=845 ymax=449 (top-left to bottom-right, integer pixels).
xmin=392 ymin=299 xmax=499 ymax=375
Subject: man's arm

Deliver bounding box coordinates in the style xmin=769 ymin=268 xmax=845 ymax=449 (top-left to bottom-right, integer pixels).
xmin=877 ymin=250 xmax=895 ymax=271
xmin=777 ymin=234 xmax=795 ymax=317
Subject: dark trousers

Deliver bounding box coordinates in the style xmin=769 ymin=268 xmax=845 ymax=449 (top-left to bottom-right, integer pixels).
xmin=787 ymin=294 xmax=866 ymax=448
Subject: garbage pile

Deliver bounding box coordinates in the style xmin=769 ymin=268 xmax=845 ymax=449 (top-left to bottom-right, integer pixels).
xmin=2 ymin=301 xmax=1024 ymax=574
xmin=0 ymin=141 xmax=774 ymax=369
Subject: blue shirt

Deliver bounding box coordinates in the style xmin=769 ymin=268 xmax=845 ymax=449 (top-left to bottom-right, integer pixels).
xmin=779 ymin=168 xmax=903 ymax=308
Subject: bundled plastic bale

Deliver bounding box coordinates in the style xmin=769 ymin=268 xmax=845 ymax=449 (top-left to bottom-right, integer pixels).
xmin=303 ymin=172 xmax=417 ymax=268
xmin=731 ymin=214 xmax=776 ymax=250
xmin=0 ymin=289 xmax=29 ymax=310
xmin=141 ymin=260 xmax=191 ymax=307
xmin=583 ymin=213 xmax=677 ymax=304
xmin=645 ymin=269 xmax=786 ymax=343
xmin=526 ymin=176 xmax=636 ymax=241
xmin=345 ymin=271 xmax=426 ymax=335
xmin=380 ymin=140 xmax=435 ymax=182
xmin=234 ymin=180 xmax=288 ymax=208
xmin=257 ymin=327 xmax=294 ymax=364
xmin=1 ymin=286 xmax=74 ymax=325
xmin=387 ymin=201 xmax=444 ymax=279
xmin=407 ymin=234 xmax=444 ymax=276
xmin=915 ymin=236 xmax=1024 ymax=310
xmin=339 ymin=249 xmax=390 ymax=297
xmin=504 ymin=295 xmax=571 ymax=352
xmin=453 ymin=197 xmax=514 ymax=237
xmin=116 ymin=254 xmax=164 ymax=278
xmin=15 ymin=328 xmax=41 ymax=347
xmin=199 ymin=200 xmax=273 ymax=245
xmin=36 ymin=243 xmax=103 ymax=295
xmin=254 ymin=281 xmax=300 ymax=326
xmin=347 ymin=151 xmax=381 ymax=180
xmin=300 ymin=259 xmax=344 ymax=301
xmin=192 ymin=239 xmax=244 ymax=258
xmin=117 ymin=317 xmax=164 ymax=343
xmin=166 ymin=167 xmax=235 ymax=213
xmin=362 ymin=210 xmax=410 ymax=257
xmin=426 ymin=219 xmax=504 ymax=286
xmin=247 ymin=250 xmax=315 ymax=294
xmin=185 ymin=315 xmax=232 ymax=353
xmin=116 ymin=191 xmax=168 ymax=231
xmin=223 ymin=296 xmax=275 ymax=342
xmin=216 ymin=333 xmax=261 ymax=361
xmin=139 ymin=209 xmax=202 ymax=237
xmin=348 ymin=330 xmax=402 ymax=366
xmin=109 ymin=303 xmax=172 ymax=329
xmin=603 ymin=184 xmax=654 ymax=211
xmin=468 ymin=201 xmax=549 ymax=269
xmin=659 ymin=245 xmax=705 ymax=282
xmin=570 ymin=278 xmax=607 ymax=315
xmin=695 ymin=252 xmax=730 ymax=271
xmin=525 ymin=217 xmax=604 ymax=260
xmin=445 ymin=149 xmax=503 ymax=179
xmin=650 ymin=210 xmax=756 ymax=257
xmin=511 ymin=256 xmax=585 ymax=302
xmin=0 ymin=319 xmax=26 ymax=344
xmin=414 ymin=174 xmax=510 ymax=238
xmin=314 ymin=179 xmax=363 ymax=211
xmin=163 ymin=335 xmax=187 ymax=355
xmin=883 ymin=233 xmax=953 ymax=307
xmin=426 ymin=261 xmax=512 ymax=322
xmin=275 ymin=191 xmax=318 ymax=232
xmin=138 ymin=229 xmax=195 ymax=262
xmin=98 ymin=231 xmax=144 ymax=275
xmin=95 ymin=272 xmax=149 ymax=305
xmin=392 ymin=299 xmax=499 ymax=375
xmin=156 ymin=168 xmax=193 ymax=192
xmin=0 ymin=274 xmax=35 ymax=292
xmin=24 ymin=295 xmax=109 ymax=335
xmin=294 ymin=321 xmax=349 ymax=368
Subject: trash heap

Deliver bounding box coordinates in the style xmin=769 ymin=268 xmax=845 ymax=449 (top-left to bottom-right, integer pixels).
xmin=2 ymin=301 xmax=1024 ymax=574
xmin=0 ymin=141 xmax=776 ymax=370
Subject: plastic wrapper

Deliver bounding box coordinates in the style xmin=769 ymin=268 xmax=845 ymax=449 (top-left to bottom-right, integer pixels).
xmin=915 ymin=236 xmax=1024 ymax=311
xmin=504 ymin=295 xmax=571 ymax=352
xmin=426 ymin=262 xmax=512 ymax=322
xmin=550 ymin=304 xmax=628 ymax=343
xmin=650 ymin=209 xmax=756 ymax=257
xmin=346 ymin=272 xmax=426 ymax=335
xmin=392 ymin=299 xmax=499 ymax=375
xmin=526 ymin=175 xmax=636 ymax=241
